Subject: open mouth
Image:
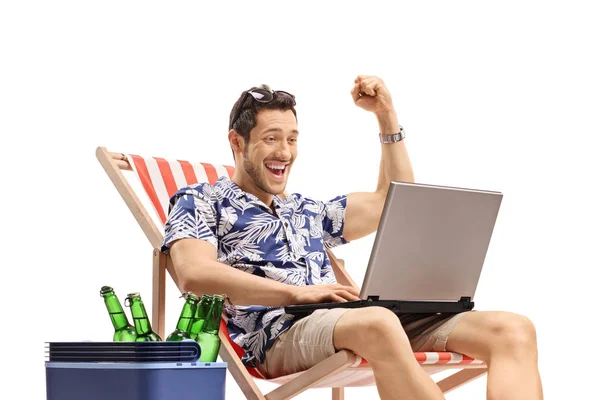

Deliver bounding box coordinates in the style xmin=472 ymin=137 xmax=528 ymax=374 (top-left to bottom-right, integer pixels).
xmin=265 ymin=162 xmax=288 ymax=180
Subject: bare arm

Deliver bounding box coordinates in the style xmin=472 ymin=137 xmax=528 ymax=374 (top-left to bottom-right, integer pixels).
xmin=170 ymin=238 xmax=359 ymax=306
xmin=343 ymin=76 xmax=414 ymax=242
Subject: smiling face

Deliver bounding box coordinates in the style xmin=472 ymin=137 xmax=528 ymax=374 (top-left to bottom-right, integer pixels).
xmin=230 ymin=108 xmax=298 ymax=204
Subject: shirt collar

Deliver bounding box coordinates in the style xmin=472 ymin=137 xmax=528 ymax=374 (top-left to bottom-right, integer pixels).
xmin=219 ymin=177 xmax=286 ymax=211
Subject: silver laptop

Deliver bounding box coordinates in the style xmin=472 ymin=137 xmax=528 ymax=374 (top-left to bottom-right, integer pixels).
xmin=285 ymin=181 xmax=503 ymax=316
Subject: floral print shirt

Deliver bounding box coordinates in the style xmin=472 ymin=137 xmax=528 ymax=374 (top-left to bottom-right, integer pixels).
xmin=161 ymin=177 xmax=347 ymax=366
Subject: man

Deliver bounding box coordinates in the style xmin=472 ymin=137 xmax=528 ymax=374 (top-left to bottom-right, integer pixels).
xmin=161 ymin=76 xmax=543 ymax=399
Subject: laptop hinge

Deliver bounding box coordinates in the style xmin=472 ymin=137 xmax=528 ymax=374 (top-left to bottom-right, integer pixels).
xmin=367 ymin=296 xmax=472 ymax=303
xmin=367 ymin=296 xmax=472 ymax=304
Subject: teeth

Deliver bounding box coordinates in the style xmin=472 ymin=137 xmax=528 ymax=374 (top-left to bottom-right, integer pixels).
xmin=266 ymin=164 xmax=285 ymax=170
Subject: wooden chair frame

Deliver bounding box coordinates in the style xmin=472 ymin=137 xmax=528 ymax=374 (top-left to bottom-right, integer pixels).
xmin=96 ymin=146 xmax=487 ymax=399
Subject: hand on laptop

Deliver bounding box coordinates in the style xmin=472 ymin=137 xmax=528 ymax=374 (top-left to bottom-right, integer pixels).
xmin=288 ymin=284 xmax=360 ymax=305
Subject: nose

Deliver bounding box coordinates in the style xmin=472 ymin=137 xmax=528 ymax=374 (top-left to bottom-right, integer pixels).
xmin=274 ymin=141 xmax=292 ymax=161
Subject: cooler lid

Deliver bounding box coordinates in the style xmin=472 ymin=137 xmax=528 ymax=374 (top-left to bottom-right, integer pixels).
xmin=45 ymin=341 xmax=201 ymax=363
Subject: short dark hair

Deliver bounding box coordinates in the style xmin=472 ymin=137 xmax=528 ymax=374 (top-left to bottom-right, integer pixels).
xmin=228 ymin=84 xmax=297 ymax=143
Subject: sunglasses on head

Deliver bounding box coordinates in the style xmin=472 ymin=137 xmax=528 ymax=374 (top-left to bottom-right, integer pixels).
xmin=230 ymin=88 xmax=296 ymax=130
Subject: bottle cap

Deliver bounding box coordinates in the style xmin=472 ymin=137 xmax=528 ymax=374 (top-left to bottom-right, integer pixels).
xmin=100 ymin=286 xmax=114 ymax=296
xmin=181 ymin=292 xmax=199 ymax=302
xmin=124 ymin=292 xmax=141 ymax=307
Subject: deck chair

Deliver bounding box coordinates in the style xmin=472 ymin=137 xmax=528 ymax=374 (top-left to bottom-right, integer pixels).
xmin=96 ymin=146 xmax=488 ymax=400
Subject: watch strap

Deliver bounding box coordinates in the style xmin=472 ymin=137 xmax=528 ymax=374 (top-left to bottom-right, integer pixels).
xmin=379 ymin=127 xmax=405 ymax=144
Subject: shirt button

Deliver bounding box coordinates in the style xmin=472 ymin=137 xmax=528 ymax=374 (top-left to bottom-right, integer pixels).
xmin=284 ymin=221 xmax=289 ymax=227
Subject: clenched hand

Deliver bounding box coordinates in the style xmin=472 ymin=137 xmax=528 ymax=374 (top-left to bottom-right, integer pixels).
xmin=351 ymin=75 xmax=395 ymax=116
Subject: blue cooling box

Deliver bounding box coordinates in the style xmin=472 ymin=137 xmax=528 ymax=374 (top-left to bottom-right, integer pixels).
xmin=45 ymin=341 xmax=227 ymax=400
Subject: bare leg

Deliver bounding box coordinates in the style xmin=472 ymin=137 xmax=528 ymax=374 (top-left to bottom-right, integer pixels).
xmin=446 ymin=311 xmax=543 ymax=400
xmin=334 ymin=307 xmax=444 ymax=400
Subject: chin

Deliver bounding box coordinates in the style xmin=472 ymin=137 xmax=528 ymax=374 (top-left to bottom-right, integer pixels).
xmin=261 ymin=175 xmax=288 ymax=194
xmin=270 ymin=183 xmax=287 ymax=196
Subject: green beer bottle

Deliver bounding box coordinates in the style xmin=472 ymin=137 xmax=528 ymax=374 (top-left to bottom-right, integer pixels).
xmin=100 ymin=286 xmax=137 ymax=342
xmin=125 ymin=292 xmax=162 ymax=342
xmin=166 ymin=292 xmax=199 ymax=342
xmin=196 ymin=294 xmax=224 ymax=362
xmin=188 ymin=294 xmax=213 ymax=340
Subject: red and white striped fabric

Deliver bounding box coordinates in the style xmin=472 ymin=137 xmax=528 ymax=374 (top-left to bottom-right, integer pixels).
xmin=127 ymin=154 xmax=235 ymax=224
xmin=250 ymin=346 xmax=483 ymax=387
xmin=126 ymin=153 xmax=484 ymax=388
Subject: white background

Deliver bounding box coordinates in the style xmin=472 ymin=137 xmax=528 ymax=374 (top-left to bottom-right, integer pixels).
xmin=1 ymin=1 xmax=599 ymax=399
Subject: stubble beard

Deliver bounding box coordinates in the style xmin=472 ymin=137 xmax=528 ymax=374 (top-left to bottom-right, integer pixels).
xmin=243 ymin=156 xmax=283 ymax=196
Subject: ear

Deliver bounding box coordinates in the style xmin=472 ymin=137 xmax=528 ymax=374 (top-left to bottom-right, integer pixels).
xmin=228 ymin=129 xmax=245 ymax=154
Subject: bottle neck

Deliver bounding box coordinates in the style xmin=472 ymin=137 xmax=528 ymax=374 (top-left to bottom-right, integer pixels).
xmin=129 ymin=298 xmax=153 ymax=336
xmin=103 ymin=293 xmax=130 ymax=331
xmin=202 ymin=297 xmax=224 ymax=335
xmin=189 ymin=296 xmax=211 ymax=334
xmin=176 ymin=299 xmax=197 ymax=331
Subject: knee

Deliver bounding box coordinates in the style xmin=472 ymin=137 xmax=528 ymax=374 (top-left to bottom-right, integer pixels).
xmin=488 ymin=313 xmax=538 ymax=356
xmin=350 ymin=307 xmax=409 ymax=355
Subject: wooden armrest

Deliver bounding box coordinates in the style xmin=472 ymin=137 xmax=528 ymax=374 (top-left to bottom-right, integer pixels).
xmin=326 ymin=249 xmax=359 ymax=290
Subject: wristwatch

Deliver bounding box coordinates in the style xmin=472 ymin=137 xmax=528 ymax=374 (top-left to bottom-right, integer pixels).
xmin=379 ymin=126 xmax=405 ymax=144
